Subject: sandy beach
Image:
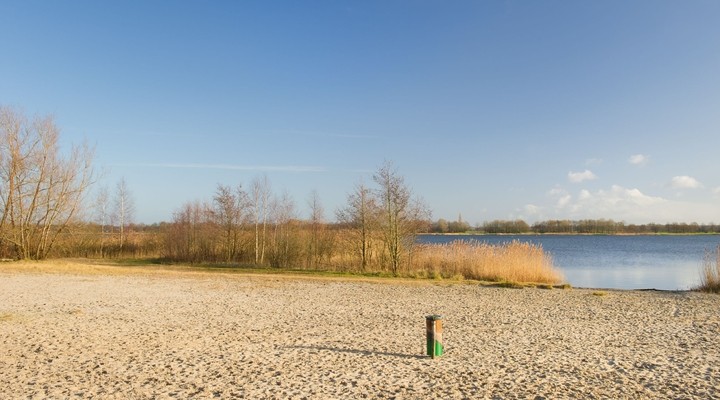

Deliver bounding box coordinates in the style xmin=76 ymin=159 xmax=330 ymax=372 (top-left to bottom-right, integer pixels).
xmin=1 ymin=266 xmax=719 ymax=399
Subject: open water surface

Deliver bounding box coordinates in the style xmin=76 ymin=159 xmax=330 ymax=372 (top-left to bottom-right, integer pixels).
xmin=417 ymin=234 xmax=720 ymax=290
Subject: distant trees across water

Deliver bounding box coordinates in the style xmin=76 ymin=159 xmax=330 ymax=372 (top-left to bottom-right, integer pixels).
xmin=427 ymin=218 xmax=720 ymax=235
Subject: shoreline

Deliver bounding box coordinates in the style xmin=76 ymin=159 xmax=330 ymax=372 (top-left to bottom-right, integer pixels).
xmin=420 ymin=232 xmax=720 ymax=236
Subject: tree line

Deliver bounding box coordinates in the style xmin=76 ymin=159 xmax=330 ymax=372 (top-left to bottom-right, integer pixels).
xmin=427 ymin=218 xmax=720 ymax=235
xmin=162 ymin=161 xmax=430 ymax=275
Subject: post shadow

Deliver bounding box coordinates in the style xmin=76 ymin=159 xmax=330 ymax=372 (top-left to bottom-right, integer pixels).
xmin=284 ymin=344 xmax=427 ymax=360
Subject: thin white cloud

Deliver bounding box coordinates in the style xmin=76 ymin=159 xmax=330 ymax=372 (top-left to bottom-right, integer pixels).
xmin=548 ymin=187 xmax=567 ymax=196
xmin=589 ymin=186 xmax=658 ymax=209
xmin=628 ymin=154 xmax=649 ymax=166
xmin=557 ymin=194 xmax=572 ymax=208
xmin=524 ymin=204 xmax=541 ymax=215
xmin=610 ymin=185 xmax=666 ymax=206
xmin=568 ymin=185 xmax=667 ymax=219
xmin=270 ymin=129 xmax=379 ymax=139
xmin=670 ymin=175 xmax=702 ymax=189
xmin=539 ymin=184 xmax=720 ymax=223
xmin=120 ymin=163 xmax=326 ymax=172
xmin=568 ymin=170 xmax=597 ymax=183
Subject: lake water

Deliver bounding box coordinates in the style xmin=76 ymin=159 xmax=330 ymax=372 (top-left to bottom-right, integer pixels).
xmin=417 ymin=234 xmax=720 ymax=290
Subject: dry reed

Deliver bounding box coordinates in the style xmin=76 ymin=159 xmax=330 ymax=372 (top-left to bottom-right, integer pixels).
xmin=412 ymin=240 xmax=564 ymax=284
xmin=698 ymin=245 xmax=720 ymax=293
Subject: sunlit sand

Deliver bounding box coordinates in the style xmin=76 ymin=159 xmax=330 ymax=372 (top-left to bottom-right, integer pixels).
xmin=1 ymin=264 xmax=719 ymax=398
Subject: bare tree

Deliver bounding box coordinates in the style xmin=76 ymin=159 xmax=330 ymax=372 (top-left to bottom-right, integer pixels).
xmin=336 ymin=181 xmax=378 ymax=270
xmin=166 ymin=200 xmax=213 ymax=263
xmin=269 ymin=190 xmax=298 ymax=268
xmin=373 ymin=161 xmax=430 ymax=275
xmin=250 ymin=174 xmax=271 ymax=265
xmin=113 ymin=178 xmax=134 ymax=252
xmin=0 ymin=107 xmax=95 ymax=259
xmin=306 ymin=190 xmax=327 ymax=269
xmin=213 ymin=183 xmax=249 ymax=262
xmin=93 ymin=186 xmax=110 ymax=257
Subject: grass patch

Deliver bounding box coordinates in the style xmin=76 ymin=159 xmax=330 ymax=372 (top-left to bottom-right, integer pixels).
xmin=110 ymin=258 xmax=166 ymax=266
xmin=592 ymin=291 xmax=608 ymax=297
xmin=697 ymin=245 xmax=720 ymax=293
xmin=0 ymin=258 xmax=430 ymax=286
xmin=537 ymin=284 xmax=554 ymax=290
xmin=492 ymin=280 xmax=527 ymax=289
xmin=0 ymin=312 xmax=14 ymax=322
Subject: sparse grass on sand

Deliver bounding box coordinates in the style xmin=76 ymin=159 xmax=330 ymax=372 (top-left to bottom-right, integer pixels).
xmin=0 ymin=259 xmax=167 ymax=276
xmin=0 ymin=259 xmax=437 ymax=287
xmin=697 ymin=245 xmax=720 ymax=293
xmin=413 ymin=240 xmax=564 ymax=285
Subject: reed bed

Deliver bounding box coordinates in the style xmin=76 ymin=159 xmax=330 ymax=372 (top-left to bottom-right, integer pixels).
xmin=412 ymin=240 xmax=564 ymax=284
xmin=698 ymin=245 xmax=720 ymax=293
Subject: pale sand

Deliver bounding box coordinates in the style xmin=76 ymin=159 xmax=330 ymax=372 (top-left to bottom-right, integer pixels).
xmin=1 ymin=268 xmax=719 ymax=399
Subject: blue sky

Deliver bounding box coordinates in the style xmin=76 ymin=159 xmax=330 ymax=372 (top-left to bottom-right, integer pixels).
xmin=2 ymin=1 xmax=720 ymax=225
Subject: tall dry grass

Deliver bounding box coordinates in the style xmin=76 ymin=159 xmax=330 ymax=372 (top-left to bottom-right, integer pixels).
xmin=412 ymin=240 xmax=564 ymax=284
xmin=697 ymin=245 xmax=720 ymax=293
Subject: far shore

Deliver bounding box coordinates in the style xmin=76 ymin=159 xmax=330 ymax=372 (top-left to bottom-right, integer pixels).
xmin=420 ymin=232 xmax=720 ymax=236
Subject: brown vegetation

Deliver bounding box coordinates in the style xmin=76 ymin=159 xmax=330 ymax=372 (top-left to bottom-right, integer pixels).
xmin=413 ymin=240 xmax=563 ymax=284
xmin=0 ymin=107 xmax=95 ymax=259
xmin=697 ymin=245 xmax=720 ymax=293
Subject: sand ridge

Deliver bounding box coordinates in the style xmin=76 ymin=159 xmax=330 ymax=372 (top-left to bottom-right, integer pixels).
xmin=1 ymin=271 xmax=719 ymax=399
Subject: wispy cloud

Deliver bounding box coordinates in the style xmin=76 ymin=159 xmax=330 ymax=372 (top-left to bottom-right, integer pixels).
xmin=547 ymin=187 xmax=567 ymax=196
xmin=567 ymin=185 xmax=666 ymax=219
xmin=670 ymin=175 xmax=702 ymax=189
xmin=119 ymin=163 xmax=327 ymax=172
xmin=524 ymin=204 xmax=541 ymax=215
xmin=605 ymin=185 xmax=666 ymax=206
xmin=542 ymin=184 xmax=720 ymax=223
xmin=269 ymin=129 xmax=379 ymax=139
xmin=568 ymin=170 xmax=597 ymax=183
xmin=557 ymin=194 xmax=572 ymax=208
xmin=628 ymin=154 xmax=649 ymax=166
xmin=327 ymin=133 xmax=379 ymax=139
xmin=571 ymin=185 xmax=665 ymax=216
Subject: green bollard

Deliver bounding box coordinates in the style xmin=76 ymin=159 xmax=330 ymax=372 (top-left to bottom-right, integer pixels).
xmin=425 ymin=315 xmax=444 ymax=358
